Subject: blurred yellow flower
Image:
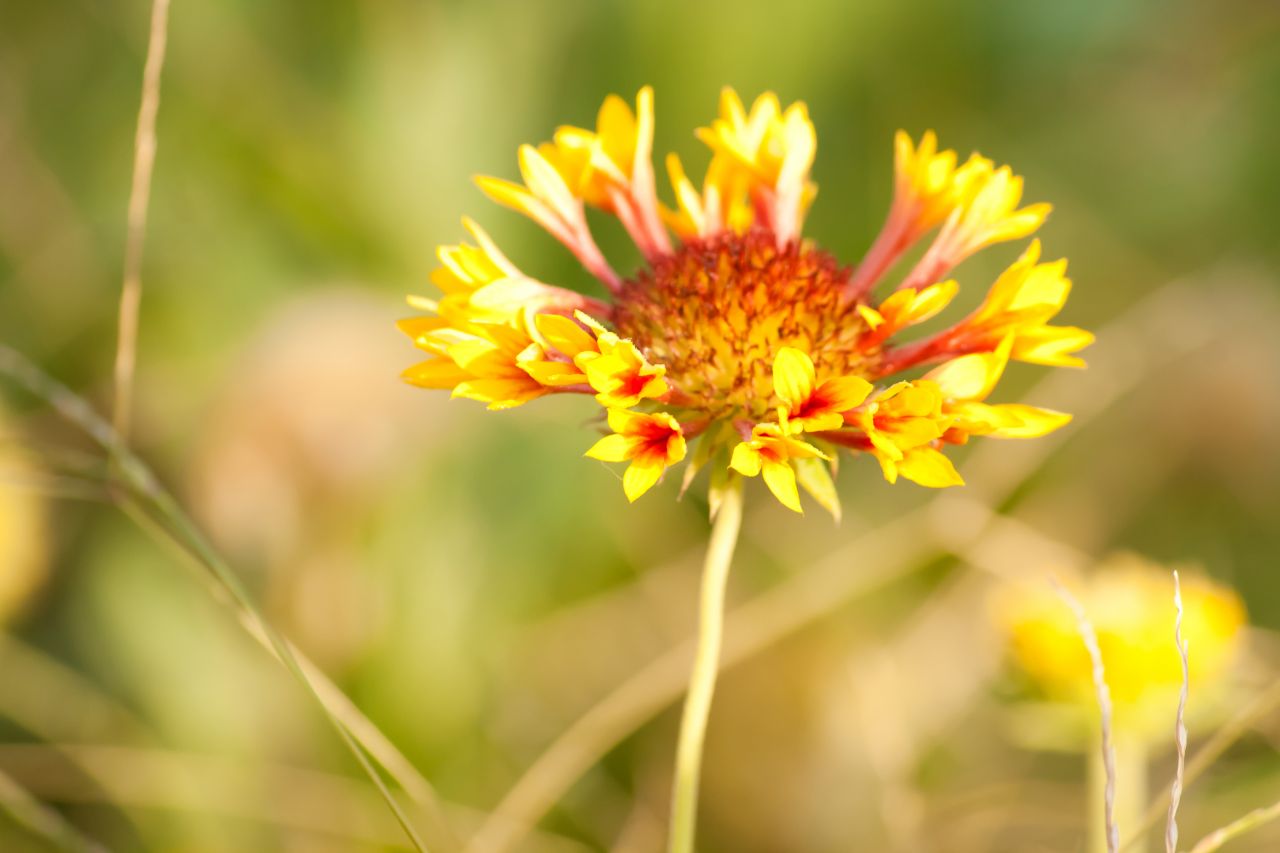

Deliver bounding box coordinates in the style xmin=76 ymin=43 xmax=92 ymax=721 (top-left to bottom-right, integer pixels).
xmin=997 ymin=555 xmax=1246 ymax=733
xmin=0 ymin=418 xmax=48 ymax=623
xmin=400 ymin=87 xmax=1091 ymax=511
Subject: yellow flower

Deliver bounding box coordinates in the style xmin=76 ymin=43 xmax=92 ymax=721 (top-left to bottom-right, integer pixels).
xmin=585 ymin=408 xmax=687 ymax=501
xmin=729 ymin=423 xmax=828 ymax=513
xmin=997 ymin=555 xmax=1246 ymax=735
xmin=399 ymin=88 xmax=1089 ymax=511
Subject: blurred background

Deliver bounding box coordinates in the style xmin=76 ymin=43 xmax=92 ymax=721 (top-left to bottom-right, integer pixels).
xmin=2 ymin=0 xmax=1279 ymax=850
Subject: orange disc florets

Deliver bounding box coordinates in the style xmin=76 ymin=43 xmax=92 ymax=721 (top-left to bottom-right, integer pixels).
xmin=613 ymin=229 xmax=879 ymax=420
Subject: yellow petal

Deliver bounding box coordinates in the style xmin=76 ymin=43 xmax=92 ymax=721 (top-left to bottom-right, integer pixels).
xmin=535 ymin=313 xmax=597 ymax=358
xmin=605 ymin=406 xmax=643 ymax=434
xmin=729 ymin=442 xmax=762 ymax=477
xmin=761 ymin=459 xmax=803 ymax=513
xmin=585 ymin=433 xmax=635 ymax=462
xmin=664 ymin=152 xmax=705 ymax=237
xmin=819 ymin=375 xmax=874 ymax=413
xmin=405 ymin=294 xmax=438 ymax=313
xmin=794 ymin=457 xmax=840 ymax=522
xmin=1011 ymin=326 xmax=1095 ymax=367
xmin=1008 ymin=258 xmax=1071 ymax=313
xmin=926 ymin=337 xmax=1012 ymax=402
xmin=792 ymin=411 xmax=844 ymax=434
xmin=908 ymin=279 xmax=960 ymax=324
xmin=461 ymin=217 xmax=518 ymax=275
xmin=772 ymin=347 xmax=816 ymax=408
xmin=857 ymin=304 xmax=886 ymax=330
xmin=397 ymin=316 xmax=447 ymax=342
xmin=475 ymin=175 xmax=537 ymax=216
xmin=985 ymin=202 xmax=1052 ymax=244
xmin=572 ymin=310 xmax=611 ymax=337
xmin=452 ymin=378 xmax=545 ymax=409
xmin=875 ymin=452 xmax=900 ymax=484
xmin=895 ymin=447 xmax=965 ymax=488
xmin=782 ymin=434 xmax=830 ymax=462
xmin=622 ymin=458 xmax=665 ymax=501
xmin=518 ymin=144 xmax=578 ymax=219
xmin=986 ymin=405 xmax=1073 ymax=439
xmin=402 ymin=358 xmax=468 ymax=389
xmin=946 ymin=400 xmax=1023 ymax=435
xmin=664 ymin=430 xmax=688 ymax=466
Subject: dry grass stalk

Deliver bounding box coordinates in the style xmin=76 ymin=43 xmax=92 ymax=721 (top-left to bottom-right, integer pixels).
xmin=112 ymin=0 xmax=171 ymax=441
xmin=1188 ymin=800 xmax=1280 ymax=853
xmin=1126 ymin=677 xmax=1280 ymax=849
xmin=1051 ymin=576 xmax=1119 ymax=853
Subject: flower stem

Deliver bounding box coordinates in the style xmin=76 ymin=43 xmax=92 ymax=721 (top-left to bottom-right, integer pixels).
xmin=668 ymin=481 xmax=745 ymax=853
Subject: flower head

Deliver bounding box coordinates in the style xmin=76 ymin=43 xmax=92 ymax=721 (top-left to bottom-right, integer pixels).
xmin=400 ymin=88 xmax=1091 ymax=513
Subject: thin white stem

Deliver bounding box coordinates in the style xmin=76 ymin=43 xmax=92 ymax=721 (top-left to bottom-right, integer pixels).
xmin=1166 ymin=571 xmax=1190 ymax=853
xmin=1053 ymin=577 xmax=1120 ymax=853
xmin=667 ymin=482 xmax=744 ymax=853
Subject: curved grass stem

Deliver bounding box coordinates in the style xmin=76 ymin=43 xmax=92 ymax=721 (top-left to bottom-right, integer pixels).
xmin=0 ymin=344 xmax=445 ymax=853
xmin=0 ymin=766 xmax=105 ymax=853
xmin=667 ymin=481 xmax=744 ymax=853
xmin=1188 ymin=799 xmax=1280 ymax=853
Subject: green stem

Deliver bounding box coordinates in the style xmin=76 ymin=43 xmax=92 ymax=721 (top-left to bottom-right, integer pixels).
xmin=668 ymin=481 xmax=744 ymax=853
